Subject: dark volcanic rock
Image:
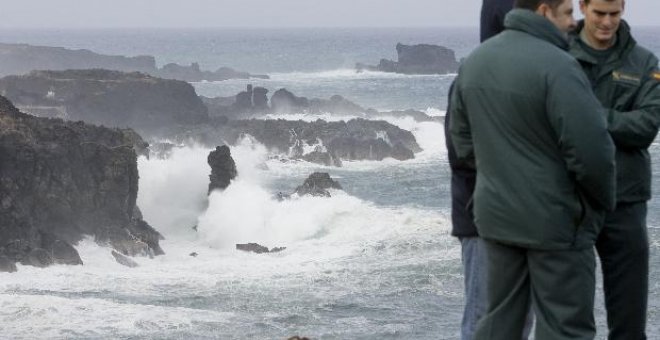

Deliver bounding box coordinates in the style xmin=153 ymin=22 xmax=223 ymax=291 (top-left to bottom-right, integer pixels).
xmin=271 ymin=88 xmax=310 ymax=113
xmin=0 ymin=256 xmax=17 ymax=272
xmin=208 ymin=145 xmax=238 ymax=193
xmin=209 ymin=118 xmax=420 ymax=164
xmin=49 ymin=239 xmax=84 ymax=265
xmin=0 ymin=69 xmax=209 ymax=132
xmin=112 ymin=250 xmax=138 ymax=268
xmin=236 ymin=243 xmax=286 ymax=254
xmin=0 ymin=95 xmax=163 ymax=270
xmin=24 ymin=248 xmax=53 ymax=268
xmin=294 ymin=172 xmax=343 ymax=197
xmin=40 ymin=232 xmax=83 ymax=265
xmin=356 ymin=43 xmax=459 ymax=75
xmin=252 ymin=87 xmax=269 ymax=109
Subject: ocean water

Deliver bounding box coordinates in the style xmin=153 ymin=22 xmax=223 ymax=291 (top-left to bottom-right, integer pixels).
xmin=0 ymin=27 xmax=659 ymax=339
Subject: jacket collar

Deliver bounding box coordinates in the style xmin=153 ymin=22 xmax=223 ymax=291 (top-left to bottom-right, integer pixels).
xmin=569 ymin=19 xmax=636 ymax=65
xmin=504 ymin=9 xmax=569 ymax=50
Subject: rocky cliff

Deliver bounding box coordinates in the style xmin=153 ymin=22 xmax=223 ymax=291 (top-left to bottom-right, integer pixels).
xmin=0 ymin=96 xmax=163 ymax=272
xmin=0 ymin=69 xmax=209 ymax=132
xmin=0 ymin=42 xmax=268 ymax=81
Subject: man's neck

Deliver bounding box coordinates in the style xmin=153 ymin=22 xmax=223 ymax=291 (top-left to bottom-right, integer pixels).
xmin=579 ymin=29 xmax=616 ymax=50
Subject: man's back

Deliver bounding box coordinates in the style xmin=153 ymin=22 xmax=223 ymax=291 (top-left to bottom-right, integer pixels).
xmin=451 ymin=9 xmax=616 ymax=249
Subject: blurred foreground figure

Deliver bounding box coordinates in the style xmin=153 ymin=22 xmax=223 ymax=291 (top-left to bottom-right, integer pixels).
xmin=569 ymin=0 xmax=660 ymax=338
xmin=450 ymin=0 xmax=617 ymax=338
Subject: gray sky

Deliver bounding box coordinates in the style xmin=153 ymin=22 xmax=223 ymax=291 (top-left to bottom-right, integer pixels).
xmin=1 ymin=0 xmax=658 ymax=29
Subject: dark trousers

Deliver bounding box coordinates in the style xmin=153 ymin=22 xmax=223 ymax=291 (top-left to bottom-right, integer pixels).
xmin=475 ymin=240 xmax=596 ymax=340
xmin=597 ymin=201 xmax=648 ymax=340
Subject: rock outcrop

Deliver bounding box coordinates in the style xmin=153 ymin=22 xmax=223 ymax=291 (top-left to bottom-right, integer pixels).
xmin=356 ymin=43 xmax=459 ymax=75
xmin=0 ymin=69 xmax=209 ymax=132
xmin=156 ymin=63 xmax=269 ymax=82
xmin=0 ymin=96 xmax=163 ymax=271
xmin=112 ymin=250 xmax=139 ymax=268
xmin=208 ymin=145 xmax=237 ymax=193
xmin=165 ymin=117 xmax=421 ymax=165
xmin=271 ymin=88 xmax=311 ymax=113
xmin=236 ymin=243 xmax=286 ymax=254
xmin=294 ymin=172 xmax=343 ymax=197
xmin=0 ymin=42 xmax=268 ymax=82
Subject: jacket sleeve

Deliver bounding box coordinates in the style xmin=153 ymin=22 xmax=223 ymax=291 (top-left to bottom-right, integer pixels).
xmin=546 ymin=61 xmax=617 ymax=211
xmin=606 ymin=56 xmax=660 ymax=149
xmin=448 ymin=75 xmax=476 ymax=170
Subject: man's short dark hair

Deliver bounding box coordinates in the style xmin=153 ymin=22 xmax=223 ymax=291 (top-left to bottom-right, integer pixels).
xmin=514 ymin=0 xmax=565 ymax=10
xmin=582 ymin=0 xmax=619 ymax=4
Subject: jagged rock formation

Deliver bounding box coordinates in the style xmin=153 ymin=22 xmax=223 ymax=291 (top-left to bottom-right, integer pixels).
xmin=0 ymin=69 xmax=423 ymax=166
xmin=0 ymin=69 xmax=209 ymax=132
xmin=164 ymin=117 xmax=421 ymax=165
xmin=203 ymin=87 xmax=437 ymax=123
xmin=356 ymin=43 xmax=459 ymax=75
xmin=294 ymin=172 xmax=343 ymax=197
xmin=0 ymin=42 xmax=268 ymax=81
xmin=207 ymin=145 xmax=237 ymax=193
xmin=227 ymin=118 xmax=421 ymax=162
xmin=0 ymin=96 xmax=163 ymax=272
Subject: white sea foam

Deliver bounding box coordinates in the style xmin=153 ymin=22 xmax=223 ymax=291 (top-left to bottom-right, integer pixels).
xmin=0 ymin=138 xmax=455 ymax=338
xmin=137 ymin=145 xmax=210 ymax=238
xmin=425 ymin=107 xmax=445 ymax=117
xmin=267 ymin=69 xmax=453 ymax=82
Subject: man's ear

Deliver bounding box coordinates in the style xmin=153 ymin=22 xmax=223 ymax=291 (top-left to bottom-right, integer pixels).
xmin=536 ymin=3 xmax=551 ymax=18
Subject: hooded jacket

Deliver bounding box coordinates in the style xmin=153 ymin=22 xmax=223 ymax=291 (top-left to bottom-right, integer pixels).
xmin=569 ymin=20 xmax=660 ymax=204
xmin=450 ymin=9 xmax=616 ymax=250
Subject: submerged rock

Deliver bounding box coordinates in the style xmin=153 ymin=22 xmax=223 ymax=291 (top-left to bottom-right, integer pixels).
xmin=236 ymin=243 xmax=269 ymax=254
xmin=236 ymin=243 xmax=286 ymax=254
xmin=111 ymin=250 xmax=139 ymax=268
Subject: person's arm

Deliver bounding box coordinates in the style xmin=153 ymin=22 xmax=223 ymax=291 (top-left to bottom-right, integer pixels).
xmin=546 ymin=61 xmax=617 ymax=211
xmin=606 ymin=56 xmax=660 ymax=149
xmin=448 ymin=75 xmax=476 ymax=170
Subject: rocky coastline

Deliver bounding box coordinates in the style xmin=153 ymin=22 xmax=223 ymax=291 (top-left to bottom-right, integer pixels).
xmin=0 ymin=96 xmax=163 ymax=272
xmin=0 ymin=42 xmax=268 ymax=82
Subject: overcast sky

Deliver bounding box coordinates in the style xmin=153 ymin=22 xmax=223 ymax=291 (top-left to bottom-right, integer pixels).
xmin=1 ymin=0 xmax=658 ymax=29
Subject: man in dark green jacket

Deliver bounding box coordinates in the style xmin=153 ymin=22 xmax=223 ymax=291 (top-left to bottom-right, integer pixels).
xmin=569 ymin=0 xmax=660 ymax=338
xmin=450 ymin=0 xmax=616 ymax=338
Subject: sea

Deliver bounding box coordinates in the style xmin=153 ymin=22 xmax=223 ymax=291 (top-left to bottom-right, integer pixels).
xmin=0 ymin=26 xmax=659 ymax=339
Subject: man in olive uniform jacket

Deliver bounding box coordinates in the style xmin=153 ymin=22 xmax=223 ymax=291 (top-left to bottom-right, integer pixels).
xmin=450 ymin=0 xmax=616 ymax=338
xmin=569 ymin=0 xmax=660 ymax=338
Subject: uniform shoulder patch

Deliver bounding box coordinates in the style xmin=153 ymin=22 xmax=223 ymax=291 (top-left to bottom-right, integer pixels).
xmin=652 ymin=71 xmax=660 ymax=81
xmin=612 ymin=70 xmax=641 ymax=85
